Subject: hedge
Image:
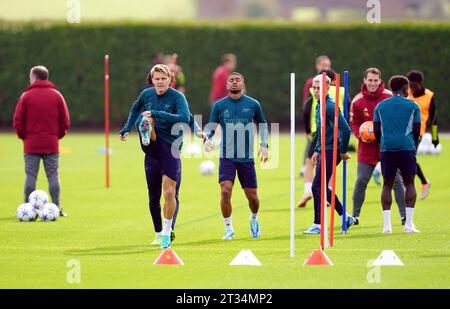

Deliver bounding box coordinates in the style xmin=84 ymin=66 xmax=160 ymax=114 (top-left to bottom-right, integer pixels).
xmin=0 ymin=21 xmax=449 ymax=129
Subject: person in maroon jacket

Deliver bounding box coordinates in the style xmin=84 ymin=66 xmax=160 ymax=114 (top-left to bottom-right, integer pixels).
xmin=350 ymin=68 xmax=405 ymax=226
xmin=13 ymin=66 xmax=70 ymax=216
xmin=209 ymin=53 xmax=237 ymax=105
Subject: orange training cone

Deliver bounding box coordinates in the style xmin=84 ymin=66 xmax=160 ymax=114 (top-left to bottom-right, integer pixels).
xmin=153 ymin=249 xmax=184 ymax=265
xmin=303 ymin=249 xmax=333 ymax=266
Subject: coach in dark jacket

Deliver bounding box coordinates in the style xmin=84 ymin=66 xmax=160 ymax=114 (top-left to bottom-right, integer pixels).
xmin=13 ymin=66 xmax=70 ymax=216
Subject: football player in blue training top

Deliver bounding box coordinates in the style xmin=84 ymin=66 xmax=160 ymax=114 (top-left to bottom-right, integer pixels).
xmin=119 ymin=64 xmax=197 ymax=249
xmin=373 ymin=75 xmax=421 ymax=234
xmin=205 ymin=72 xmax=269 ymax=240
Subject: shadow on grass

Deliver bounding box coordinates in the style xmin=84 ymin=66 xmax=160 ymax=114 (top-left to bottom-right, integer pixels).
xmin=420 ymin=254 xmax=450 ymax=258
xmin=177 ymin=234 xmax=291 ymax=247
xmin=0 ymin=216 xmax=16 ymax=222
xmin=264 ymin=208 xmax=290 ymax=213
xmin=63 ymin=227 xmax=399 ymax=257
xmin=336 ymin=232 xmax=400 ymax=240
xmin=65 ymin=244 xmax=156 ymax=256
xmin=63 ymin=234 xmax=294 ymax=257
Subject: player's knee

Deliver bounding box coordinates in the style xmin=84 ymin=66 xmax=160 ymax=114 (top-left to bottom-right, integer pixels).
xmin=163 ymin=185 xmax=176 ymax=200
xmin=248 ymin=195 xmax=259 ymax=207
xmin=221 ymin=186 xmax=232 ymax=201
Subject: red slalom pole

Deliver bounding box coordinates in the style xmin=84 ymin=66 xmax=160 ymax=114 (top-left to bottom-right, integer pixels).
xmin=330 ymin=74 xmax=340 ymax=247
xmin=320 ymin=72 xmax=327 ymax=250
xmin=104 ymin=55 xmax=110 ymax=188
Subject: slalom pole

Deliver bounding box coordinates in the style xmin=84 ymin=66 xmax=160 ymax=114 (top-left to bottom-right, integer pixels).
xmin=320 ymin=72 xmax=328 ymax=250
xmin=342 ymin=71 xmax=349 ymax=233
xmin=330 ymin=74 xmax=340 ymax=247
xmin=290 ymin=73 xmax=296 ymax=258
xmin=104 ymin=55 xmax=110 ymax=188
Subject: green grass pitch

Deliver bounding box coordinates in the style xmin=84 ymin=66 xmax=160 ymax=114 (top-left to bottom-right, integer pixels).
xmin=0 ymin=132 xmax=449 ymax=288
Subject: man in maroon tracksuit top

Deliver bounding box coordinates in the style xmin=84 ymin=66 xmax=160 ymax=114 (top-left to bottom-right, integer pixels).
xmin=350 ymin=68 xmax=405 ymax=225
xmin=209 ymin=53 xmax=237 ymax=105
xmin=13 ymin=66 xmax=70 ymax=216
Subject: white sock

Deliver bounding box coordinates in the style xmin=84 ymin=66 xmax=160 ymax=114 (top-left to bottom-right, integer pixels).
xmin=304 ymin=182 xmax=312 ymax=195
xmin=162 ymin=218 xmax=173 ymax=235
xmin=250 ymin=212 xmax=258 ymax=221
xmin=383 ymin=210 xmax=391 ymax=231
xmin=155 ymin=232 xmax=161 ymax=236
xmin=224 ymin=216 xmax=233 ymax=229
xmin=405 ymin=207 xmax=415 ymax=228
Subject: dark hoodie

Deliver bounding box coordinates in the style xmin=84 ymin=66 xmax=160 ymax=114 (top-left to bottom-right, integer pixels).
xmin=349 ymin=81 xmax=391 ymax=165
xmin=13 ymin=80 xmax=70 ymax=154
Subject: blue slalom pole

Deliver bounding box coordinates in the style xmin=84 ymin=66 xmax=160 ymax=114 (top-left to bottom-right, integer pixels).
xmin=342 ymin=71 xmax=349 ymax=233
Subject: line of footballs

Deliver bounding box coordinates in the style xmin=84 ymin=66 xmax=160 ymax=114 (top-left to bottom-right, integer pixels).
xmin=16 ymin=190 xmax=60 ymax=222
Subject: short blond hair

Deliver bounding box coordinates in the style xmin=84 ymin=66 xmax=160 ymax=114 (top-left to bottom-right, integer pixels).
xmin=147 ymin=63 xmax=172 ymax=84
xmin=150 ymin=64 xmax=171 ymax=78
xmin=313 ymin=74 xmax=331 ymax=85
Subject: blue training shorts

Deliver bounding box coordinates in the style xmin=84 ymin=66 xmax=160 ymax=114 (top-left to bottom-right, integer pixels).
xmin=381 ymin=151 xmax=417 ymax=180
xmin=140 ymin=136 xmax=181 ymax=182
xmin=219 ymin=158 xmax=257 ymax=189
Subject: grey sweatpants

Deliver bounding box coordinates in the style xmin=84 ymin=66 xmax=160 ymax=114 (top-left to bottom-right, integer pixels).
xmin=24 ymin=154 xmax=60 ymax=207
xmin=352 ymin=162 xmax=406 ymax=218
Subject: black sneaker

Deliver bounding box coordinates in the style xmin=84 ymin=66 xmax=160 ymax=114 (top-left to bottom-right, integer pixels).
xmin=170 ymin=231 xmax=175 ymax=242
xmin=354 ymin=217 xmax=359 ymax=225
xmin=59 ymin=208 xmax=68 ymax=217
xmin=401 ymin=217 xmax=406 ymax=226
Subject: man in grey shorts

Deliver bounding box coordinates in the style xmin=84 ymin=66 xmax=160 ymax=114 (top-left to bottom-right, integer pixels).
xmin=349 ymin=68 xmax=406 ymax=225
xmin=13 ymin=65 xmax=70 ymax=216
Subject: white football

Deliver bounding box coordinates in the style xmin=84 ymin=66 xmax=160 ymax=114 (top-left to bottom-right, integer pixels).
xmin=16 ymin=203 xmax=38 ymax=222
xmin=199 ymin=160 xmax=215 ymax=176
xmin=38 ymin=203 xmax=59 ymax=222
xmin=47 ymin=203 xmax=60 ymax=219
xmin=421 ymin=133 xmax=432 ymax=144
xmin=28 ymin=190 xmax=49 ymax=210
xmin=434 ymin=144 xmax=442 ymax=155
xmin=417 ymin=142 xmax=427 ymax=155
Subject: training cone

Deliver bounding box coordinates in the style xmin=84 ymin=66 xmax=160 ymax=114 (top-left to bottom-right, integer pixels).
xmin=229 ymin=249 xmax=262 ymax=266
xmin=153 ymin=249 xmax=184 ymax=265
xmin=303 ymin=249 xmax=333 ymax=266
xmin=372 ymin=250 xmax=404 ymax=266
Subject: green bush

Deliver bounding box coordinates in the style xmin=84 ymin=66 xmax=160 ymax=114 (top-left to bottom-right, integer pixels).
xmin=0 ymin=21 xmax=449 ymax=129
